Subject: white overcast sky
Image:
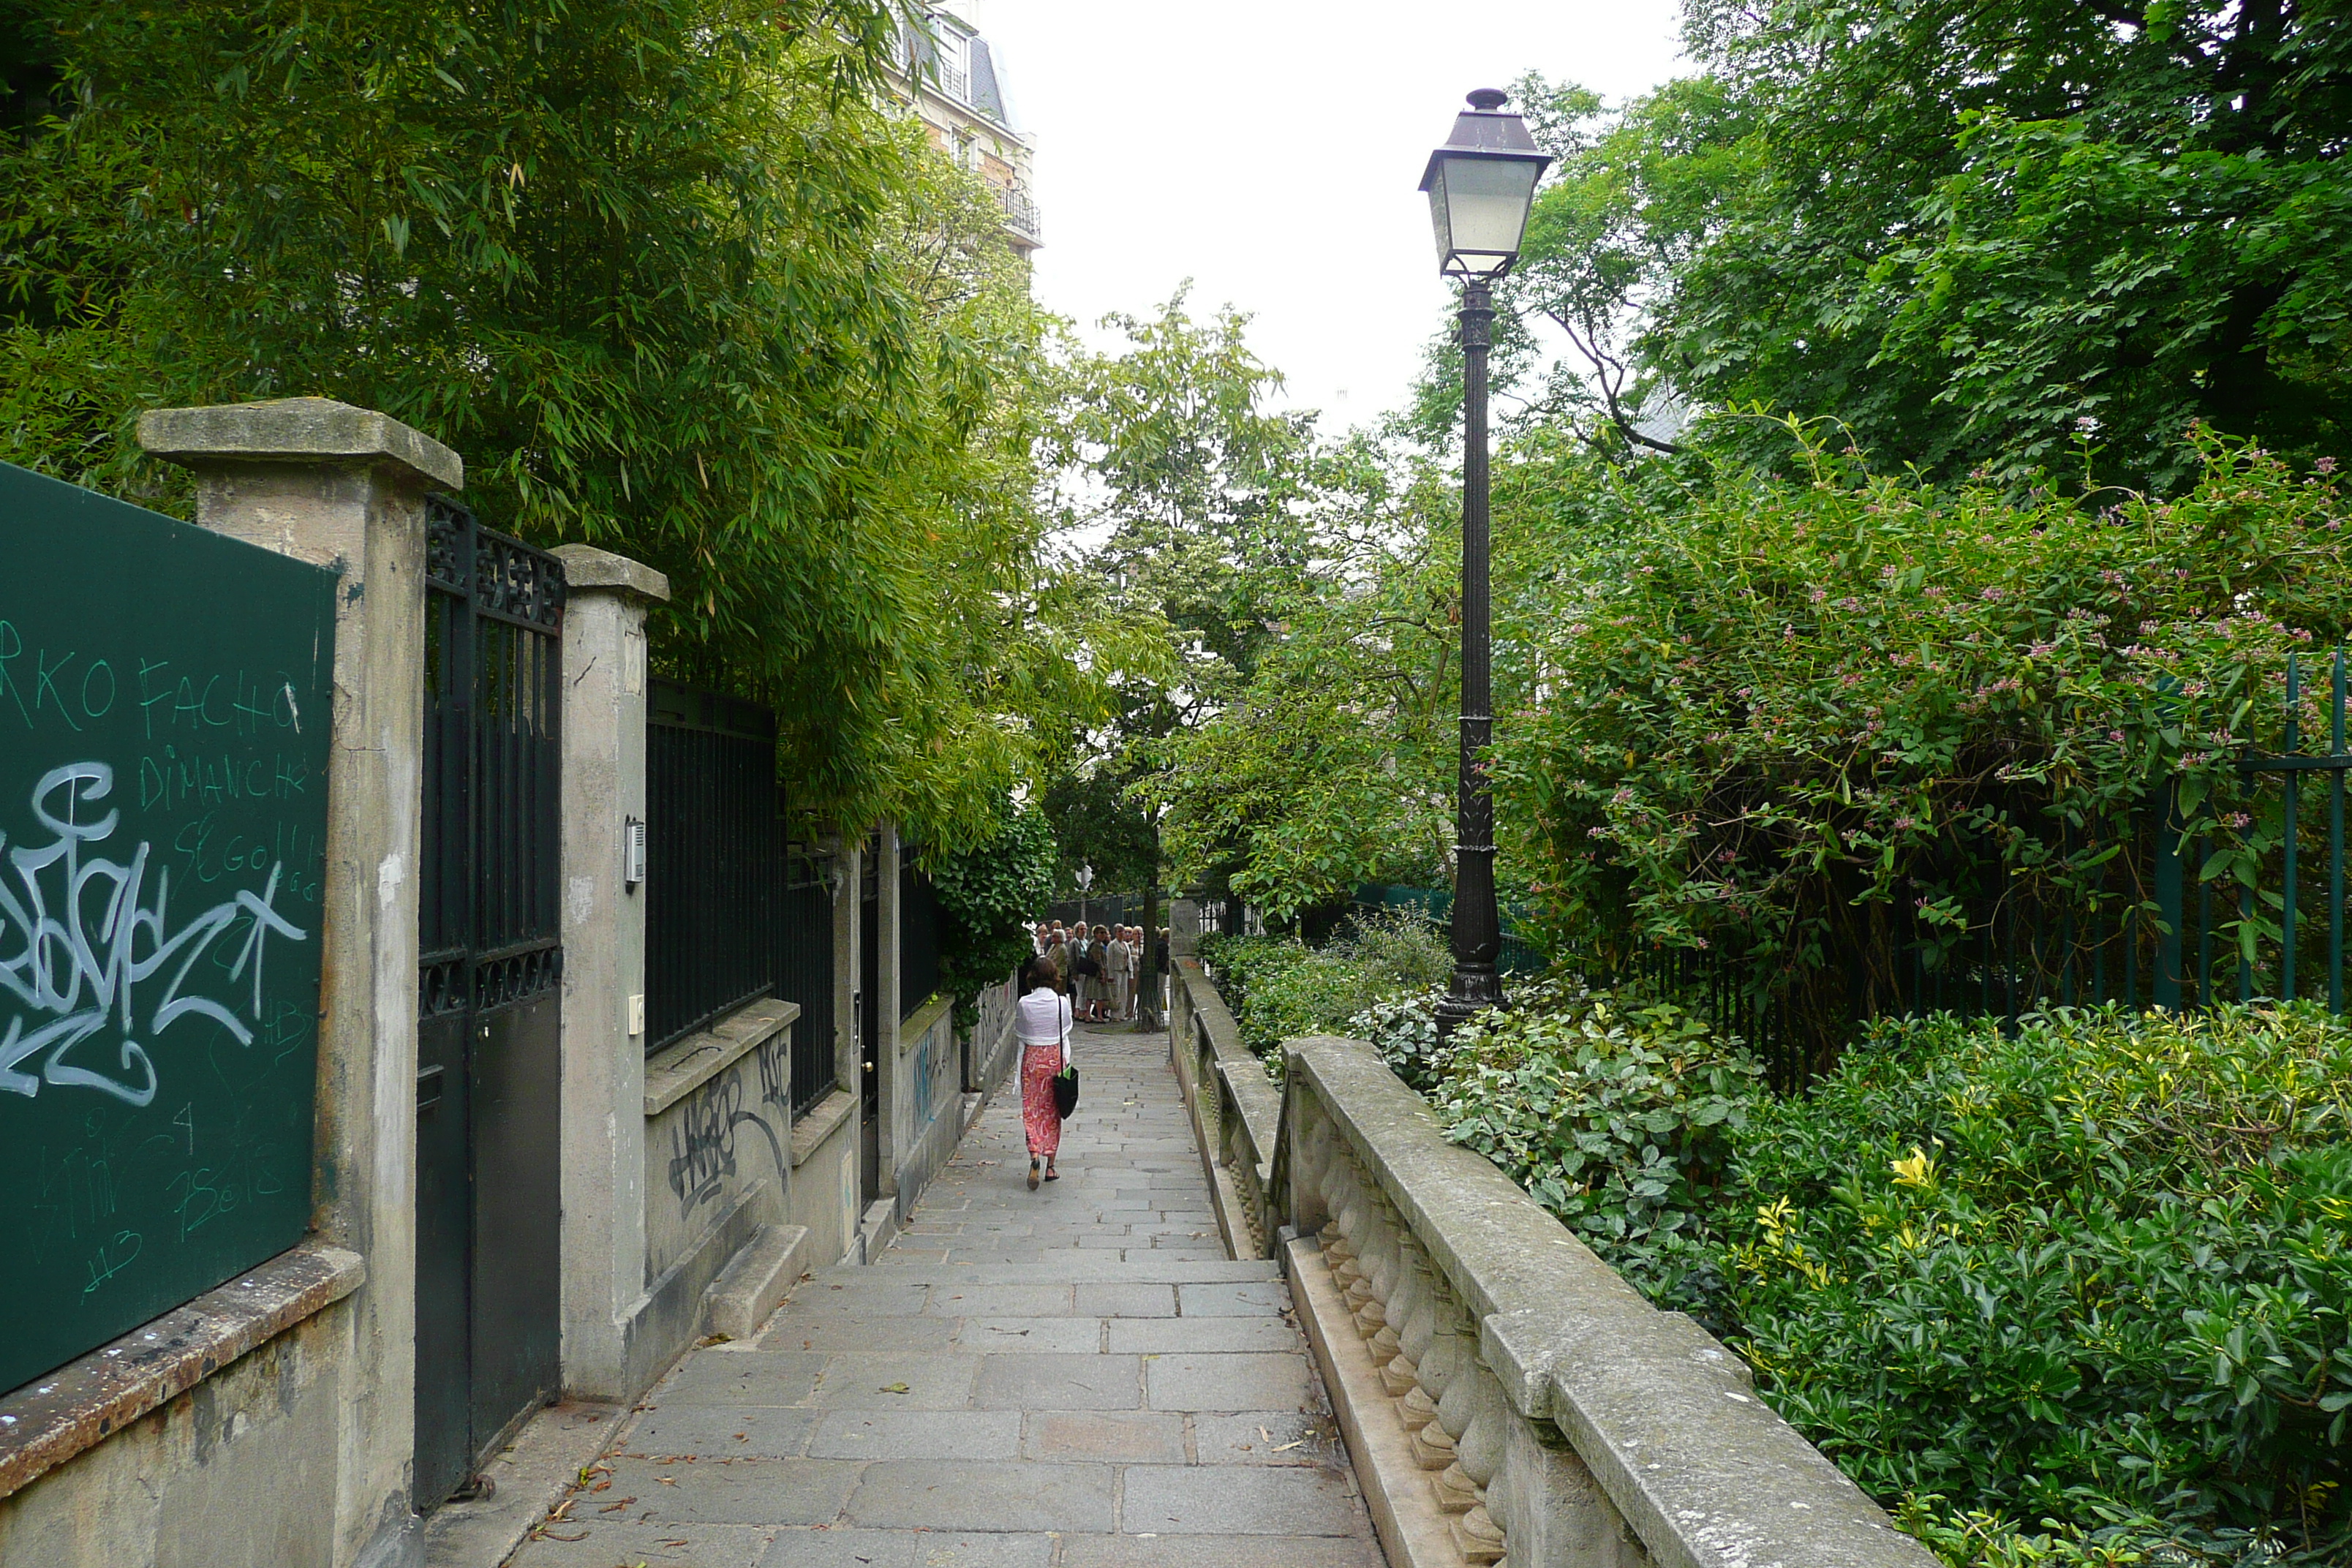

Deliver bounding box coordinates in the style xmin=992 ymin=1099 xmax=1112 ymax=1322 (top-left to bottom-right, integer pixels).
xmin=951 ymin=0 xmax=1691 ymax=432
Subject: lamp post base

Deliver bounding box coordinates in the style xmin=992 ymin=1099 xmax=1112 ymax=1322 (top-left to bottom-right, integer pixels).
xmin=1433 ymin=964 xmax=1505 ymax=1043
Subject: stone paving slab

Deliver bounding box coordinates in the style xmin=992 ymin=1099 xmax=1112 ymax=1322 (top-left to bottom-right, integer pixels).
xmin=505 ymin=1026 xmax=1382 ymax=1568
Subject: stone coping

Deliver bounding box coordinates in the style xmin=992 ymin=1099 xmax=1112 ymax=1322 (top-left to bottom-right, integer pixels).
xmin=1286 ymin=1036 xmax=1940 ymax=1568
xmin=897 ymin=990 xmax=952 ymax=1054
xmin=138 ymin=396 xmax=462 ymax=489
xmin=548 ymin=542 xmax=670 ymax=603
xmin=0 ymin=1240 xmax=366 ymax=1503
xmin=1177 ymin=960 xmax=1281 ymax=1169
xmin=789 ymin=1087 xmax=856 ymax=1168
xmin=642 ymin=998 xmax=799 ymax=1117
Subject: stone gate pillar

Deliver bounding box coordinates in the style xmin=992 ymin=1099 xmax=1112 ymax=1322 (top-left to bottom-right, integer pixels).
xmin=546 ymin=545 xmax=668 ymax=1401
xmin=138 ymin=396 xmax=455 ymax=1568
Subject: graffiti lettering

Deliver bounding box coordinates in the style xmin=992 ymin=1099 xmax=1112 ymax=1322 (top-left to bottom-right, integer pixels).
xmin=0 ymin=762 xmax=309 ymax=1107
xmin=666 ymin=1059 xmax=791 ymax=1216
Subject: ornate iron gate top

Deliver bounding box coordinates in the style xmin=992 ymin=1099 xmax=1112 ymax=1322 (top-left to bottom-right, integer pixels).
xmin=421 ymin=496 xmax=567 ymax=1017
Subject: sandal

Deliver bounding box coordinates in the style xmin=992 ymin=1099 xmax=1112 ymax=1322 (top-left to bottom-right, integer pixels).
xmin=1043 ymin=1164 xmax=1059 ymax=1182
xmin=1027 ymin=1159 xmax=1041 ymax=1191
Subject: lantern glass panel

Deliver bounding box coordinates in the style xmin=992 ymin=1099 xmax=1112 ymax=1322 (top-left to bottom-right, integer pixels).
xmin=1431 ymin=154 xmax=1539 ymax=276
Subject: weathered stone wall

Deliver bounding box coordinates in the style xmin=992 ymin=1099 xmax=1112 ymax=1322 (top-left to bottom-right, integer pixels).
xmin=1278 ymin=1036 xmax=1941 ymax=1568
xmin=0 ymin=1296 xmax=353 ymax=1567
xmin=889 ymin=992 xmax=962 ymax=1224
xmin=0 ymin=399 xmax=451 ymax=1568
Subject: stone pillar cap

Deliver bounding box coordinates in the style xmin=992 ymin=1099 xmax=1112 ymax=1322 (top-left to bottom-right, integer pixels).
xmin=137 ymin=397 xmax=462 ymax=491
xmin=549 ymin=543 xmax=671 ymax=604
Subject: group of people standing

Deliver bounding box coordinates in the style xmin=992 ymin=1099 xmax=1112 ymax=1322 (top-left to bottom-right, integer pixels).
xmin=1030 ymin=919 xmax=1156 ymax=1022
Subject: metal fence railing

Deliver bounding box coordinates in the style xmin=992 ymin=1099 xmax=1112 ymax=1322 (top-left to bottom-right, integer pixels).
xmin=645 ymin=679 xmax=846 ymax=1117
xmin=646 ymin=680 xmax=780 ymax=1054
xmin=775 ymin=854 xmax=837 ymax=1117
xmin=900 ymin=859 xmax=941 ymax=1021
xmin=1575 ymin=649 xmax=2352 ymax=1092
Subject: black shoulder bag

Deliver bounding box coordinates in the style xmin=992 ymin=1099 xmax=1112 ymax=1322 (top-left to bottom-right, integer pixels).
xmin=1052 ymin=1010 xmax=1079 ymax=1117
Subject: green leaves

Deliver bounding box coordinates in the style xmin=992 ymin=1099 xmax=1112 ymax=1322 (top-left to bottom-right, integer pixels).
xmin=1406 ymin=976 xmax=2352 ymax=1561
xmin=1711 ymin=1004 xmax=2352 ymax=1564
xmin=1420 ymin=980 xmax=1763 ymax=1305
xmin=1490 ymin=427 xmax=2352 ymax=1052
xmin=1 ymin=0 xmax=1082 ymax=845
xmin=932 ymin=796 xmax=1058 ymax=1020
xmin=1493 ymin=0 xmax=2352 ymax=489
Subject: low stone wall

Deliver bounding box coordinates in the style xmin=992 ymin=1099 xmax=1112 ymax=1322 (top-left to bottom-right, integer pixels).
xmin=968 ymin=976 xmax=1020 ymax=1096
xmin=1164 ymin=960 xmax=1939 ymax=1568
xmin=1167 ymin=958 xmax=1278 ymax=1257
xmin=889 ymin=993 xmax=965 ymax=1225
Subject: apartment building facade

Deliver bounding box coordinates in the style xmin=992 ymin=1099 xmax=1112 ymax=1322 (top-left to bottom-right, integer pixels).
xmin=885 ymin=6 xmax=1041 ymax=257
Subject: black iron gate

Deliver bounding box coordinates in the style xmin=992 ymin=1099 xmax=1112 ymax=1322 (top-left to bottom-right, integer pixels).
xmin=859 ymin=836 xmax=881 ymax=1205
xmin=415 ymin=497 xmax=566 ymax=1509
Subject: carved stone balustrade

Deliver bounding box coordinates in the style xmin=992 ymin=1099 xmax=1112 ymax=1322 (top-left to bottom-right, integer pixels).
xmin=1270 ymin=1034 xmax=1942 ymax=1568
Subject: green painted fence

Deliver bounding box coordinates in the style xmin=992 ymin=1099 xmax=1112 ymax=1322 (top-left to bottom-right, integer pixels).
xmin=0 ymin=461 xmax=338 ymax=1396
xmin=1591 ymin=649 xmax=2352 ymax=1091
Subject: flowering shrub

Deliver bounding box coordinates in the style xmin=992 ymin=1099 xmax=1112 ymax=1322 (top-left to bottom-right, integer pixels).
xmin=1197 ymin=913 xmax=1450 ymax=1074
xmin=1414 ymin=991 xmax=2352 ymax=1564
xmin=1426 ymin=981 xmax=1764 ymax=1308
xmin=1711 ymin=1004 xmax=2352 ymax=1564
xmin=1495 ymin=431 xmax=2352 ymax=1061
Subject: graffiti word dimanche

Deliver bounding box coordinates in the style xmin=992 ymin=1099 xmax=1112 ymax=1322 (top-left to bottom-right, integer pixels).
xmin=0 ymin=762 xmax=307 ymax=1107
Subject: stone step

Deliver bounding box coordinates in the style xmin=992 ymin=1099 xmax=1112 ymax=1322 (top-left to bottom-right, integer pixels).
xmin=700 ymin=1222 xmax=812 ymax=1342
xmin=800 ymin=1256 xmax=1281 ymax=1289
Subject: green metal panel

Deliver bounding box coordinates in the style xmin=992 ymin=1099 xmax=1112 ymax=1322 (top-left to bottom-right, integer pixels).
xmin=0 ymin=459 xmax=337 ymax=1395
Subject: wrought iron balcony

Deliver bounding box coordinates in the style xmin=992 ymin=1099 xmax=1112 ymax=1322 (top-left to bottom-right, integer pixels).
xmin=995 ymin=182 xmax=1041 ymax=244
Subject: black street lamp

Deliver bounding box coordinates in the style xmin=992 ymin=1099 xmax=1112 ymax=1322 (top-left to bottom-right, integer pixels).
xmin=1421 ymin=89 xmax=1550 ymax=1042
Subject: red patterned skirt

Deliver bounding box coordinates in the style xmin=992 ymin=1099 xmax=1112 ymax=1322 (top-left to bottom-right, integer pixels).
xmin=1021 ymin=1044 xmax=1063 ymax=1158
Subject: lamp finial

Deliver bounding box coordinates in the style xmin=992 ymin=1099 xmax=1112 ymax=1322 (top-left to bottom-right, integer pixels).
xmin=1466 ymin=88 xmax=1509 ymax=110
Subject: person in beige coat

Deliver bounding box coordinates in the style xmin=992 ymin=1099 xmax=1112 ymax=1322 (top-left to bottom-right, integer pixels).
xmin=1105 ymin=927 xmax=1135 ymax=1020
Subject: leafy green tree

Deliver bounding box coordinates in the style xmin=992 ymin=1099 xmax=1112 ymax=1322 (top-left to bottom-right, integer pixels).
xmin=1499 ymin=0 xmax=2352 ymax=488
xmin=1152 ymin=442 xmax=1464 ymax=922
xmin=1041 ymin=767 xmax=1158 ymax=899
xmin=1038 ymin=293 xmax=1315 ymax=899
xmin=932 ymin=796 xmax=1058 ymax=1022
xmin=0 ymin=0 xmax=1085 ymax=847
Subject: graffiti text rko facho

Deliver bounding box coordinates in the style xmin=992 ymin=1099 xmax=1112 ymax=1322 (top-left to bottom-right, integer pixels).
xmin=0 ymin=761 xmax=309 ymax=1107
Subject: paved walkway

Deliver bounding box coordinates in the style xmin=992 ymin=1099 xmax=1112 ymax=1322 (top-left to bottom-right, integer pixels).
xmin=506 ymin=1023 xmax=1384 ymax=1568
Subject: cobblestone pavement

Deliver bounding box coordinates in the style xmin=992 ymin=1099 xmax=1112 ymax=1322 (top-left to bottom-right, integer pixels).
xmin=506 ymin=1023 xmax=1384 ymax=1568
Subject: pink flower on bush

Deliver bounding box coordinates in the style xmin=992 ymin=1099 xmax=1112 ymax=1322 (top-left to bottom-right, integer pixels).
xmin=1980 ymin=587 xmax=2005 ymax=601
xmin=1809 ymin=588 xmax=1828 ymax=603
xmin=2320 ymin=456 xmax=2338 ymax=474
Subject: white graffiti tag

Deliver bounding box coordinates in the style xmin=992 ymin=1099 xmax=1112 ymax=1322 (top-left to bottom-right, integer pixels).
xmin=0 ymin=763 xmax=307 ymax=1106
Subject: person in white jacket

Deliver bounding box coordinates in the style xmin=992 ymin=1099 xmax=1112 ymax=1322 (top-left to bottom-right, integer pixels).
xmin=1014 ymin=956 xmax=1074 ymax=1189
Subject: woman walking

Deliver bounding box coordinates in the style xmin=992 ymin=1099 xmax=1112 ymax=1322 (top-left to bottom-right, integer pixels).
xmin=1014 ymin=956 xmax=1073 ymax=1190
